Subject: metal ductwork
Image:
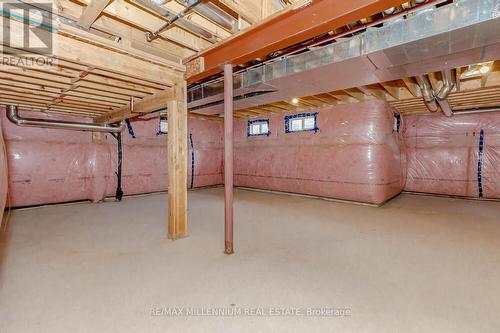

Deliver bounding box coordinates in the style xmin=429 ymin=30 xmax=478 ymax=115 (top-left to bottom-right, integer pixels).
xmin=178 ymin=0 xmax=237 ymax=32
xmin=187 ymin=0 xmax=500 ymax=116
xmin=416 ymin=70 xmax=455 ymax=117
xmin=146 ymin=0 xmax=203 ymax=42
xmin=434 ymin=69 xmax=455 ymax=117
xmin=436 ymin=99 xmax=453 ymax=117
xmin=415 ymin=75 xmax=438 ymax=112
xmin=435 ymin=70 xmax=455 ymax=100
xmin=7 ymin=105 xmax=125 ymax=133
xmin=134 ymin=0 xmax=216 ymax=42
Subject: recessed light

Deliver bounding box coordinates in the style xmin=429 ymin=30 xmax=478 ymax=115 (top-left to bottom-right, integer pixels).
xmin=291 ymin=98 xmax=299 ymax=105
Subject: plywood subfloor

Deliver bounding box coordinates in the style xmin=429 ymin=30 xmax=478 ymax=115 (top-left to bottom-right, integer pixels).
xmin=1 ymin=188 xmax=499 ymax=332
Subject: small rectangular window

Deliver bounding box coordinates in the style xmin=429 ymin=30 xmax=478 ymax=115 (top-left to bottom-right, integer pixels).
xmin=303 ymin=117 xmax=315 ymax=130
xmin=158 ymin=115 xmax=168 ymax=135
xmin=393 ymin=114 xmax=401 ymax=133
xmin=285 ymin=113 xmax=318 ymax=133
xmin=290 ymin=118 xmax=302 ymax=131
xmin=248 ymin=119 xmax=270 ymax=136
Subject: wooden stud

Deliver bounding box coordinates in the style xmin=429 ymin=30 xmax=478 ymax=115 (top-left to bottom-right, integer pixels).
xmin=1 ymin=16 xmax=184 ymax=82
xmin=401 ymin=77 xmax=420 ymax=97
xmin=217 ymin=0 xmax=262 ymax=24
xmin=94 ymin=89 xmax=175 ymax=124
xmin=379 ymin=82 xmax=400 ymax=100
xmin=167 ymin=82 xmax=188 ymax=240
xmin=78 ymin=0 xmax=111 ymax=29
xmin=261 ymin=0 xmax=275 ymax=19
xmin=361 ymin=85 xmax=387 ymax=100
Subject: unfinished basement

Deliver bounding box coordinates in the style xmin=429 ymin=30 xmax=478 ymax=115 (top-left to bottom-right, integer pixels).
xmin=0 ymin=0 xmax=499 ymax=332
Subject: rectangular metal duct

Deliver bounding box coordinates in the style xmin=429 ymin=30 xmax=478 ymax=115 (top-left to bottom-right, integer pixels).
xmin=188 ymin=0 xmax=500 ymax=111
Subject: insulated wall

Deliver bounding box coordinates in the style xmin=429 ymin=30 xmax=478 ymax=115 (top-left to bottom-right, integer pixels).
xmin=403 ymin=112 xmax=500 ymax=199
xmin=233 ymin=100 xmax=406 ymax=205
xmin=4 ymin=105 xmax=497 ymax=209
xmin=0 ymin=122 xmax=7 ymax=215
xmin=0 ymin=109 xmax=223 ymax=207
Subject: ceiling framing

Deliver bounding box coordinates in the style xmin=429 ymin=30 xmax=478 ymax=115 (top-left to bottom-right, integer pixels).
xmin=0 ymin=0 xmax=301 ymax=120
xmin=232 ymin=62 xmax=500 ymax=119
xmin=1 ymin=0 xmax=499 ymax=122
xmin=45 ymin=0 xmax=297 ymax=61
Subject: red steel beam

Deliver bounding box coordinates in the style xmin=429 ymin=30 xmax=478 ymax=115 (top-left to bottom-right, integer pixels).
xmin=186 ymin=0 xmax=409 ymax=84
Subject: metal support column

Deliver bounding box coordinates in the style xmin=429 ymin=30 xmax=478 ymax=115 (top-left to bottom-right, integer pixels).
xmin=224 ymin=63 xmax=234 ymax=254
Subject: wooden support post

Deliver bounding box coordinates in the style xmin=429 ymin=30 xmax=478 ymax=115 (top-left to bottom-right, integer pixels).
xmin=167 ymin=82 xmax=188 ymax=240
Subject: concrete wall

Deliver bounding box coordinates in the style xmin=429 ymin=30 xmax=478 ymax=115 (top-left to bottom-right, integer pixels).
xmin=233 ymin=100 xmax=406 ymax=204
xmin=0 ymin=110 xmax=223 ymax=207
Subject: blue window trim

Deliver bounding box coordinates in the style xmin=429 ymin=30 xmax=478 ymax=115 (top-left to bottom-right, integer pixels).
xmin=157 ymin=115 xmax=168 ymax=136
xmin=189 ymin=133 xmax=195 ymax=189
xmin=477 ymin=129 xmax=484 ymax=198
xmin=247 ymin=119 xmax=270 ymax=137
xmin=285 ymin=112 xmax=319 ymax=133
xmin=126 ymin=119 xmax=136 ymax=138
xmin=394 ymin=113 xmax=401 ymax=133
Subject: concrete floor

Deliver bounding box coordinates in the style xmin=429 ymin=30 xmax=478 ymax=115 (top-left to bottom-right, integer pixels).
xmin=0 ymin=188 xmax=499 ymax=333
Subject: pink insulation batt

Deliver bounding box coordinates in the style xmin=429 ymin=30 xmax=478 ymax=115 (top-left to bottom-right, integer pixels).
xmin=0 ymin=120 xmax=8 ymax=215
xmin=233 ymin=100 xmax=406 ymax=205
xmin=0 ymin=109 xmax=223 ymax=207
xmin=403 ymin=112 xmax=500 ymax=199
xmin=2 ymin=103 xmax=499 ymax=210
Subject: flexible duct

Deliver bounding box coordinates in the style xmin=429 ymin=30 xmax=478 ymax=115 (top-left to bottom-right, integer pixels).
xmin=415 ymin=75 xmax=438 ymax=112
xmin=7 ymin=105 xmax=125 ymax=133
xmin=435 ymin=70 xmax=455 ymax=117
xmin=437 ymin=99 xmax=453 ymax=117
xmin=179 ymin=0 xmax=236 ymax=32
xmin=436 ymin=70 xmax=455 ymax=100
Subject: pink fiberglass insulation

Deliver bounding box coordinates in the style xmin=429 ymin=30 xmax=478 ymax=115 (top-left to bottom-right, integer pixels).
xmin=5 ymin=103 xmax=498 ymax=208
xmin=0 ymin=109 xmax=223 ymax=207
xmin=233 ymin=100 xmax=406 ymax=205
xmin=103 ymin=115 xmax=223 ymax=196
xmin=403 ymin=112 xmax=500 ymax=199
xmin=0 ymin=119 xmax=8 ymax=215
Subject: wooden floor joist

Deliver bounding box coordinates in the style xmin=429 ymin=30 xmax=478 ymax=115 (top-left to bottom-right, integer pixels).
xmin=94 ymin=89 xmax=176 ymax=124
xmin=78 ymin=0 xmax=111 ymax=29
xmin=3 ymin=0 xmax=465 ymax=122
xmin=235 ymin=62 xmax=500 ymax=118
xmin=0 ymin=0 xmax=301 ymax=121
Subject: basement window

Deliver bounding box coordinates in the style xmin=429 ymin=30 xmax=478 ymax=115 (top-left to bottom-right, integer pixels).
xmin=247 ymin=119 xmax=270 ymax=136
xmin=158 ymin=115 xmax=168 ymax=135
xmin=393 ymin=114 xmax=401 ymax=133
xmin=285 ymin=113 xmax=319 ymax=133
